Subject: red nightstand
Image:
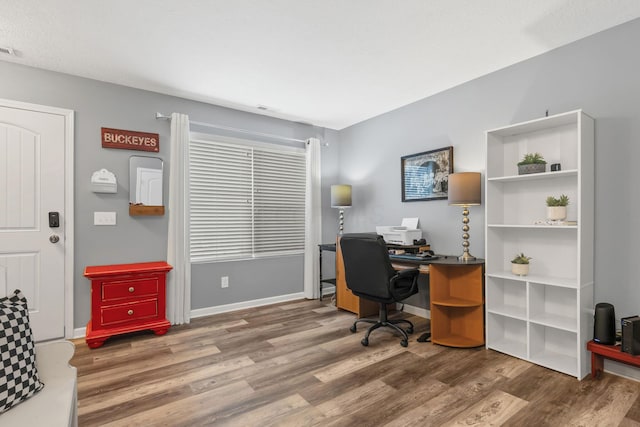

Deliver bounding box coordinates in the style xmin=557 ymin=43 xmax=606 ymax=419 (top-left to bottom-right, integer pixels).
xmin=84 ymin=261 xmax=172 ymax=348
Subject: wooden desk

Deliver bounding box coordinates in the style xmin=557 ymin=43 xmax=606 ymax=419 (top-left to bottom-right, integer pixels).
xmin=335 ymin=240 xmax=485 ymax=347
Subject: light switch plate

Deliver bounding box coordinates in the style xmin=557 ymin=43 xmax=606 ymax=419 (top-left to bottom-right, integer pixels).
xmin=94 ymin=211 xmax=116 ymax=226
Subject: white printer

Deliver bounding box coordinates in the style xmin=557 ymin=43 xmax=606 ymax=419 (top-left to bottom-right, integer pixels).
xmin=376 ymin=217 xmax=423 ymax=245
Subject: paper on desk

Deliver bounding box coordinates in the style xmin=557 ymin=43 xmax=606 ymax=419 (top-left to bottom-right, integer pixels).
xmin=401 ymin=217 xmax=419 ymax=229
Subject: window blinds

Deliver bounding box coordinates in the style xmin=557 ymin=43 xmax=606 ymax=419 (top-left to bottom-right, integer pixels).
xmin=189 ymin=137 xmax=306 ymax=262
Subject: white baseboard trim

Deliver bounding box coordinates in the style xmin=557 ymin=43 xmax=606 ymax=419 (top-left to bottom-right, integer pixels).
xmin=190 ymin=292 xmax=306 ymax=319
xmin=320 ymin=285 xmax=336 ymax=296
xmin=399 ymin=303 xmax=430 ymax=319
xmin=72 ymin=292 xmax=307 ymax=338
xmin=604 ymin=359 xmax=640 ymax=382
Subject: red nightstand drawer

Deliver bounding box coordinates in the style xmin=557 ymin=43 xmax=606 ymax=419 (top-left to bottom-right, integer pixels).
xmin=102 ymin=277 xmax=159 ymax=302
xmin=101 ymin=299 xmax=158 ymax=327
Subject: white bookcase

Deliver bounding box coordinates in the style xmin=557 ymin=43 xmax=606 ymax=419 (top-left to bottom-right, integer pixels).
xmin=484 ymin=110 xmax=594 ymax=379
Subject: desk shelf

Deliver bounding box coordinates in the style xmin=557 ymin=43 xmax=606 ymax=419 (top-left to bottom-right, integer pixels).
xmin=433 ymin=334 xmax=485 ymax=348
xmin=432 ymin=296 xmax=480 ymax=308
xmin=429 ymin=262 xmax=485 ymax=348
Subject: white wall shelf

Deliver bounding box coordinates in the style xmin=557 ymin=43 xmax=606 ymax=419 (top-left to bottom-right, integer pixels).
xmin=488 ymin=224 xmax=578 ymax=229
xmin=484 ymin=110 xmax=594 ymax=379
xmin=487 ymin=169 xmax=578 ymax=183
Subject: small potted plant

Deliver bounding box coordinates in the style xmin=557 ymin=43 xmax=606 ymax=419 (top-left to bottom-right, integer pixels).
xmin=517 ymin=152 xmax=547 ymax=175
xmin=546 ymin=194 xmax=569 ymax=221
xmin=511 ymin=253 xmax=531 ymax=276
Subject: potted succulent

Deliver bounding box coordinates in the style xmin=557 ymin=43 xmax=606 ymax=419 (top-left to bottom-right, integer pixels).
xmin=546 ymin=194 xmax=569 ymax=221
xmin=511 ymin=253 xmax=531 ymax=276
xmin=517 ymin=152 xmax=547 ymax=175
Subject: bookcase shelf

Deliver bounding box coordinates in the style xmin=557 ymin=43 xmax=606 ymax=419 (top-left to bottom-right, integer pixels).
xmin=484 ymin=110 xmax=594 ymax=379
xmin=487 ymin=169 xmax=578 ymax=183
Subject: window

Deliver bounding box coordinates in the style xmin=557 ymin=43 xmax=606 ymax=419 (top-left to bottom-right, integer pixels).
xmin=189 ymin=135 xmax=306 ymax=262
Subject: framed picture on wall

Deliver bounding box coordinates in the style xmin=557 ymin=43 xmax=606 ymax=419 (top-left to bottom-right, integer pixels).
xmin=401 ymin=146 xmax=453 ymax=202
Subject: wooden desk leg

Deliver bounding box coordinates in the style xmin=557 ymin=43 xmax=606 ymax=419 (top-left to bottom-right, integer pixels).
xmin=591 ymin=352 xmax=604 ymax=378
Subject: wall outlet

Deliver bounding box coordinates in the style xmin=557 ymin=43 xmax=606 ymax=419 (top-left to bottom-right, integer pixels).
xmin=94 ymin=211 xmax=116 ymax=226
xmin=221 ymin=276 xmax=229 ymax=288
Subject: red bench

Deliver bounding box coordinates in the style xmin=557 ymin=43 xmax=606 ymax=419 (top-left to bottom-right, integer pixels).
xmin=587 ymin=340 xmax=640 ymax=378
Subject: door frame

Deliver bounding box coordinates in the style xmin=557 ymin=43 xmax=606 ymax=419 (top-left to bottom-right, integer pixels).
xmin=1 ymin=98 xmax=75 ymax=339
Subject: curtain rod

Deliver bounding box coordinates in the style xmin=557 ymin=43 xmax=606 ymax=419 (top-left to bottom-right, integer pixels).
xmin=155 ymin=112 xmax=318 ymax=145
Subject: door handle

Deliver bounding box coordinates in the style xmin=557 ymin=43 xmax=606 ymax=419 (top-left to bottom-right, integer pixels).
xmin=49 ymin=234 xmax=60 ymax=243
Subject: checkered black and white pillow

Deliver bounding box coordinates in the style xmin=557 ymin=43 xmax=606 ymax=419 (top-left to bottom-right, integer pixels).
xmin=0 ymin=289 xmax=44 ymax=413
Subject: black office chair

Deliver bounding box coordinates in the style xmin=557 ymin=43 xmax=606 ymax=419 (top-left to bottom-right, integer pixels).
xmin=340 ymin=233 xmax=420 ymax=347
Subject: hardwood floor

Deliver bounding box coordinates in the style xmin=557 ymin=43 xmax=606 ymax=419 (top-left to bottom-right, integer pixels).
xmin=71 ymin=298 xmax=640 ymax=426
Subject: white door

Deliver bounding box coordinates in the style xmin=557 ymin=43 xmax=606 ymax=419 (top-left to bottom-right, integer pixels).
xmin=0 ymin=101 xmax=72 ymax=341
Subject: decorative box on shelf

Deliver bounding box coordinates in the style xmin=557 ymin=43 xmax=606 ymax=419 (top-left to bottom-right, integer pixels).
xmin=84 ymin=261 xmax=173 ymax=348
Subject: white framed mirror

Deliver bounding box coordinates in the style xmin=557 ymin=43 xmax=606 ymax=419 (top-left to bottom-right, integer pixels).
xmin=129 ymin=156 xmax=164 ymax=216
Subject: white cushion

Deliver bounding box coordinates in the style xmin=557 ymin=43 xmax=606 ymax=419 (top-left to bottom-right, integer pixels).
xmin=0 ymin=341 xmax=77 ymax=426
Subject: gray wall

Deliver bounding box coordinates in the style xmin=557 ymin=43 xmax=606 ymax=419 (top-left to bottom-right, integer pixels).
xmin=0 ymin=62 xmax=338 ymax=327
xmin=330 ymin=18 xmax=640 ymax=378
xmin=3 ymin=16 xmax=639 ymax=379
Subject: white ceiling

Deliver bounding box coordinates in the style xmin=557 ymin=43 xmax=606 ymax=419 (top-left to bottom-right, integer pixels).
xmin=2 ymin=1 xmax=640 ymax=130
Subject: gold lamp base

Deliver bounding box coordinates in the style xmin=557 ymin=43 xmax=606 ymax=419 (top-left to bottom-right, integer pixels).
xmin=458 ymin=206 xmax=476 ymax=262
xmin=458 ymin=251 xmax=476 ymax=262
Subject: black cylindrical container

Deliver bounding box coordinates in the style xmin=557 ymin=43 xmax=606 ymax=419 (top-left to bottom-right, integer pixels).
xmin=594 ymin=302 xmax=616 ymax=345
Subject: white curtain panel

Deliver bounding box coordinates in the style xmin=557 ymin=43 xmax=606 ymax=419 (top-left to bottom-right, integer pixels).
xmin=304 ymin=138 xmax=322 ymax=299
xmin=167 ymin=112 xmax=191 ymax=324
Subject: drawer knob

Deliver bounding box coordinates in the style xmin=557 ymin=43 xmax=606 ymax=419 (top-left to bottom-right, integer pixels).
xmin=128 ymin=309 xmax=134 ymax=315
xmin=128 ymin=287 xmax=135 ymax=293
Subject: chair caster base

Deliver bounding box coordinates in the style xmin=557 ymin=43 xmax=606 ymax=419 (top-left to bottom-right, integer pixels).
xmin=407 ymin=327 xmax=413 ymax=334
xmin=350 ymin=325 xmax=357 ymax=333
xmin=417 ymin=332 xmax=431 ymax=342
xmin=361 ymin=338 xmax=369 ymax=346
xmin=401 ymin=340 xmax=408 ymax=347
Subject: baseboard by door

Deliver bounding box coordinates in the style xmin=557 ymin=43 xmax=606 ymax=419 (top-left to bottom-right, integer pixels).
xmin=190 ymin=292 xmax=305 ymax=319
xmin=73 ymin=292 xmax=307 ymax=339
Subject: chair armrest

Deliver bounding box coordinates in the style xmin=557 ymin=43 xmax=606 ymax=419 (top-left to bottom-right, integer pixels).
xmin=389 ymin=268 xmax=419 ymax=301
